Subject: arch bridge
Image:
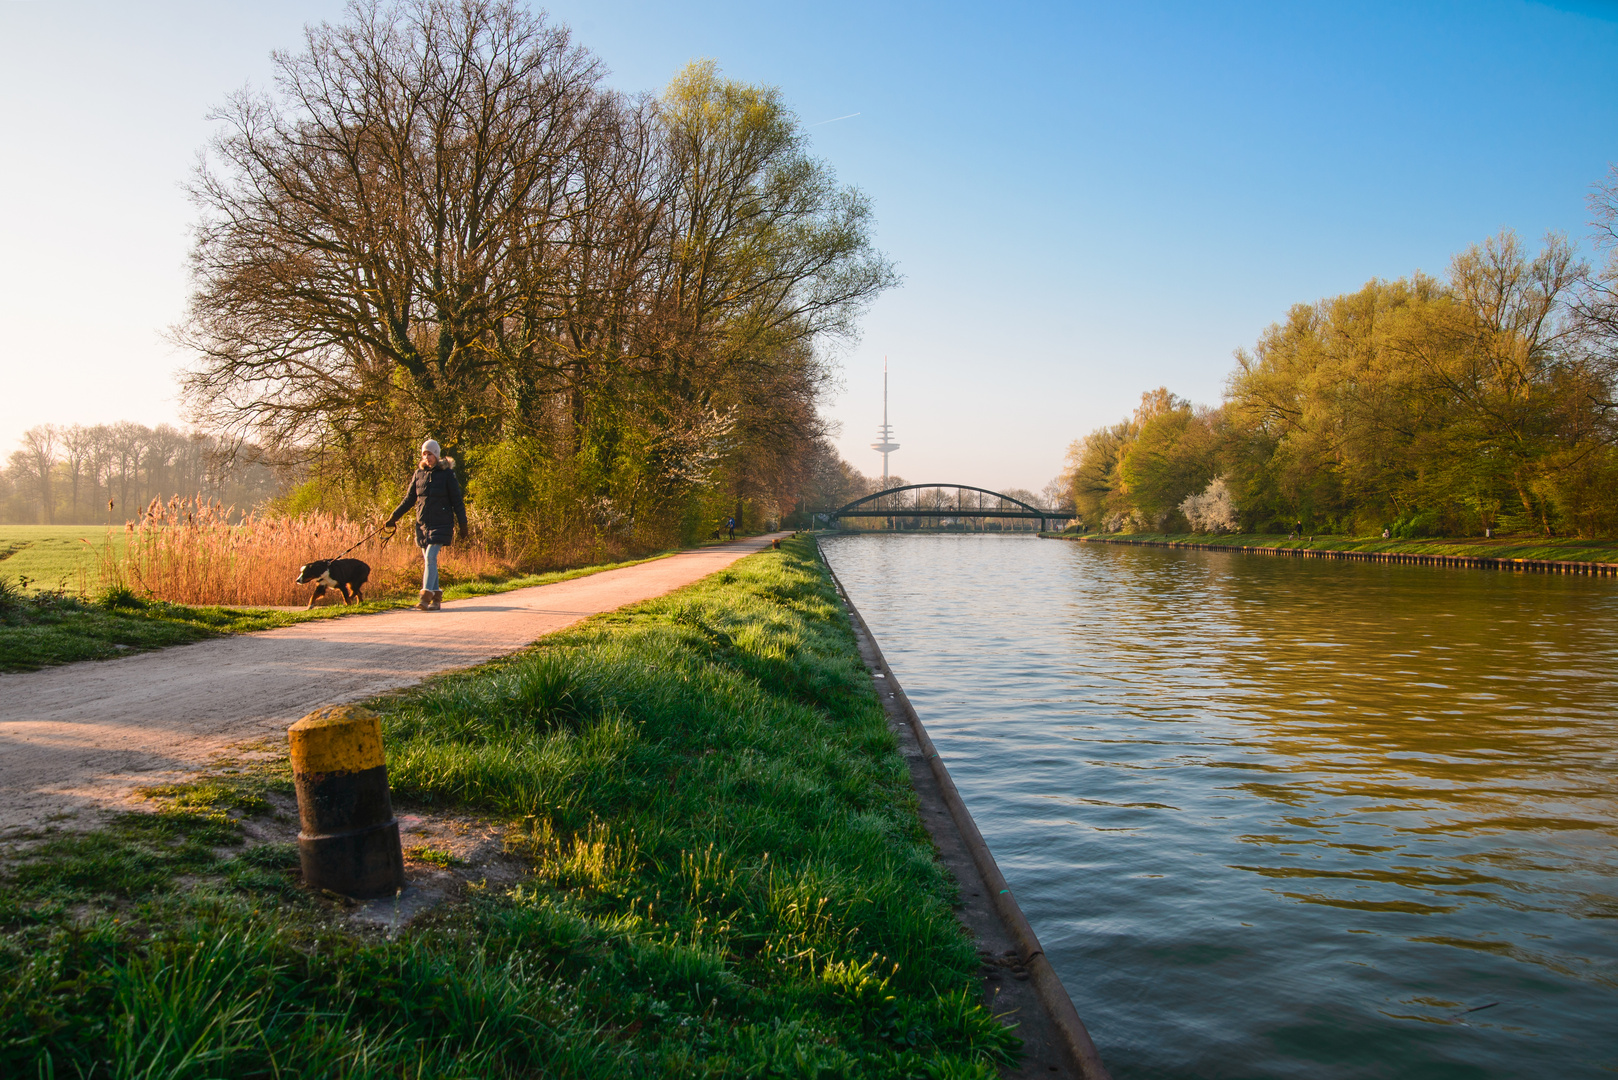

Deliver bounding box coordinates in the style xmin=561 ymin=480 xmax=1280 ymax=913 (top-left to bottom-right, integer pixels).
xmin=814 ymin=484 xmax=1076 ymax=532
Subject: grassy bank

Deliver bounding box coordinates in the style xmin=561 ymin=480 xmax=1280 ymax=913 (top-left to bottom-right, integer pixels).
xmin=0 ymin=553 xmax=679 ymax=673
xmin=0 ymin=537 xmax=1015 ymax=1078
xmin=1049 ymin=531 xmax=1618 ymax=564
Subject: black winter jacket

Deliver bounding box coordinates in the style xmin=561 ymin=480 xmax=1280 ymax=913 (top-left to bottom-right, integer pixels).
xmin=388 ymin=459 xmax=468 ymax=548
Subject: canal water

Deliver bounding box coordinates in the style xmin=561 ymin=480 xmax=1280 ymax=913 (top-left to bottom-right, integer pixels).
xmin=820 ymin=534 xmax=1618 ymax=1080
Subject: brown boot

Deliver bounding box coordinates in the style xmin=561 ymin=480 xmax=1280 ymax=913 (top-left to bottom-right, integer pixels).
xmin=417 ymin=590 xmax=433 ymax=610
xmin=429 ymin=590 xmax=442 ymax=611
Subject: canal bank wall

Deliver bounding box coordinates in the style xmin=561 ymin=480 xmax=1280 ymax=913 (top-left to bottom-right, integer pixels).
xmin=815 ymin=539 xmax=1113 ymax=1080
xmin=1046 ymin=534 xmax=1618 ymax=577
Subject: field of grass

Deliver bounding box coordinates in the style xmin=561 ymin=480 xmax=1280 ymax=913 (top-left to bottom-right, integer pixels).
xmin=1051 ymin=530 xmax=1618 ymax=564
xmin=0 ymin=552 xmax=680 ymax=673
xmin=0 ymin=525 xmax=125 ymax=593
xmin=0 ymin=537 xmax=1016 ymax=1078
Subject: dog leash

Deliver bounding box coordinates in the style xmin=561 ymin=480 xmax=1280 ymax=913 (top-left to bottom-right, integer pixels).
xmin=324 ymin=522 xmax=395 ymax=564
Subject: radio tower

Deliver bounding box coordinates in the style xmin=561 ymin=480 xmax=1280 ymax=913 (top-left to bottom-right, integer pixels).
xmin=870 ymin=357 xmax=899 ymax=484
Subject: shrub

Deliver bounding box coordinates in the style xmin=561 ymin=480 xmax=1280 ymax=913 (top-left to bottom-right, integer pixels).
xmin=1390 ymin=511 xmax=1440 ymax=539
xmin=1179 ymin=477 xmax=1240 ymax=533
xmin=96 ymin=585 xmax=146 ymax=610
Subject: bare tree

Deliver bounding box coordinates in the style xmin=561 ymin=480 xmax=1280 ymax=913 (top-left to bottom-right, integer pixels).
xmin=183 ymin=0 xmax=606 ymax=455
xmin=1041 ymin=475 xmax=1073 ymax=513
xmin=0 ymin=422 xmax=283 ymax=524
xmin=110 ymin=422 xmax=144 ymax=518
xmin=16 ymin=425 xmax=58 ymax=524
xmin=1577 ymin=163 xmax=1618 ymax=394
xmin=61 ymin=425 xmax=96 ymax=522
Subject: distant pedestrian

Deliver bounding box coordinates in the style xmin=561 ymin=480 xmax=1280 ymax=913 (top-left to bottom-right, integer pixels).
xmin=385 ymin=439 xmax=467 ymax=611
xmin=726 ymin=516 xmax=737 ymax=540
xmin=1382 ymin=527 xmax=1390 ymax=539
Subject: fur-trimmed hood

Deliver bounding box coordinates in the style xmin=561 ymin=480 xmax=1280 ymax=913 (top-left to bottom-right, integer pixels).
xmin=433 ymin=456 xmax=456 ymax=470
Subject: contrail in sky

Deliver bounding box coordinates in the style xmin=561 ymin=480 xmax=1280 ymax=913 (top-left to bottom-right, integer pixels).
xmin=809 ymin=112 xmax=861 ymax=127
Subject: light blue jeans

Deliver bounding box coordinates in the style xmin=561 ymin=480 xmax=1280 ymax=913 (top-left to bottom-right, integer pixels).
xmin=421 ymin=543 xmax=442 ymax=591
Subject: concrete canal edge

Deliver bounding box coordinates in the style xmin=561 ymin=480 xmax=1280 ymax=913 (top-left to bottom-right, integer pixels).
xmin=1047 ymin=533 xmax=1618 ymax=577
xmin=815 ymin=540 xmax=1113 ymax=1080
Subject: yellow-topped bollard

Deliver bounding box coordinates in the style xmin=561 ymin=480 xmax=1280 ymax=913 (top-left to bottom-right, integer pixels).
xmin=289 ymin=704 xmax=405 ymax=898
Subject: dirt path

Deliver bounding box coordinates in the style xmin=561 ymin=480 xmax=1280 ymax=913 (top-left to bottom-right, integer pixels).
xmin=0 ymin=537 xmax=782 ymax=836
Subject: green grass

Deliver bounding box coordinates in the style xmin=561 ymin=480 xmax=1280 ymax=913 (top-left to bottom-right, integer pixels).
xmin=0 ymin=537 xmax=1016 ymax=1078
xmin=0 ymin=525 xmax=126 ymax=593
xmin=0 ymin=552 xmax=681 ymax=673
xmin=0 ymin=587 xmax=228 ymax=670
xmin=1051 ymin=530 xmax=1618 ymax=564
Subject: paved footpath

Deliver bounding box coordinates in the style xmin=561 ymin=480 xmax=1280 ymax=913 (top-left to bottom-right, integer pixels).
xmin=0 ymin=536 xmax=782 ymax=835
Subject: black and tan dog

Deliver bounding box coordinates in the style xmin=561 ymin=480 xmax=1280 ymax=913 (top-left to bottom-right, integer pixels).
xmin=295 ymin=558 xmax=372 ymax=609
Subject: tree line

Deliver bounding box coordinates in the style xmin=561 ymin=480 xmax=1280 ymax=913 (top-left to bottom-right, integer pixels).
xmin=0 ymin=415 xmax=1063 ymax=534
xmin=0 ymin=423 xmax=281 ymax=526
xmin=179 ymin=0 xmax=895 ymax=555
xmin=1067 ymin=196 xmax=1618 ymax=539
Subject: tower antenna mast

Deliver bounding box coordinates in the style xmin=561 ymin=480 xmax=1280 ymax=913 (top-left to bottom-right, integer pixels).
xmin=870 ymin=357 xmax=900 ymax=484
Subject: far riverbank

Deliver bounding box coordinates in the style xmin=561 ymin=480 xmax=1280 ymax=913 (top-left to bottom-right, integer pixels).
xmin=1045 ymin=531 xmax=1618 ymax=576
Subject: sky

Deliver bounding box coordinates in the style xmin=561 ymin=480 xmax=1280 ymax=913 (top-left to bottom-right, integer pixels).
xmin=3 ymin=1 xmax=1616 ymax=494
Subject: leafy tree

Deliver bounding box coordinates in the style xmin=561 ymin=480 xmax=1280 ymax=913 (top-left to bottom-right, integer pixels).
xmin=1397 ymin=232 xmax=1589 ymax=533
xmin=1068 ymin=388 xmax=1215 ymax=529
xmin=1075 ymin=222 xmax=1618 ymax=538
xmin=180 ymin=1 xmax=895 ymax=555
xmin=1117 ymin=397 xmax=1219 ymax=526
xmin=1066 ymin=419 xmax=1133 ymax=526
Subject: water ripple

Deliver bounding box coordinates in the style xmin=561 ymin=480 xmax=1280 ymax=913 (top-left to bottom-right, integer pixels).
xmin=824 ymin=534 xmax=1618 ymax=1080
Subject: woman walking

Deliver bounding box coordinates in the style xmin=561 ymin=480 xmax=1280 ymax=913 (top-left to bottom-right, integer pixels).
xmin=385 ymin=439 xmax=467 ymax=611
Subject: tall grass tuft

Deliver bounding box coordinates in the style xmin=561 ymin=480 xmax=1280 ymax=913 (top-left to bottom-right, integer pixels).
xmin=99 ymin=495 xmax=513 ymax=606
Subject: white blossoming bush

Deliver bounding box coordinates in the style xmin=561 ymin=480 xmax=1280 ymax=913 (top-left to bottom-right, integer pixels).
xmin=1180 ymin=477 xmax=1239 ymax=533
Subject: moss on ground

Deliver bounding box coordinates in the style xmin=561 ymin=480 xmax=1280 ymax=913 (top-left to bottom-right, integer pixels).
xmin=0 ymin=537 xmax=1016 ymax=1078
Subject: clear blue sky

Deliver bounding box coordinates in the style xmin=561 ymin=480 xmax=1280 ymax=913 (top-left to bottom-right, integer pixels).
xmin=3 ymin=0 xmax=1615 ymax=492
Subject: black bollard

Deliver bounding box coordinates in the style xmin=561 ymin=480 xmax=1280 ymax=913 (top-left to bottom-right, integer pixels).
xmin=289 ymin=704 xmax=405 ymax=899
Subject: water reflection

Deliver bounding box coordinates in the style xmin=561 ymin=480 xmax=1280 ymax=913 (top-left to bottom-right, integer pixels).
xmin=822 ymin=534 xmax=1618 ymax=1079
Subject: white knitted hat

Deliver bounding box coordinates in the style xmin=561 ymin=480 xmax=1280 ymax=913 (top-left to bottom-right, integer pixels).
xmin=420 ymin=439 xmax=441 ymax=457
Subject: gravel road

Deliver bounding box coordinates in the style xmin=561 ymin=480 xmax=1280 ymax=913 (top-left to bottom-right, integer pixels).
xmin=0 ymin=537 xmax=781 ymax=836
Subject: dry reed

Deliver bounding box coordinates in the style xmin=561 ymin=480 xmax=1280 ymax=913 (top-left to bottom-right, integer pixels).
xmin=101 ymin=496 xmax=514 ymax=607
